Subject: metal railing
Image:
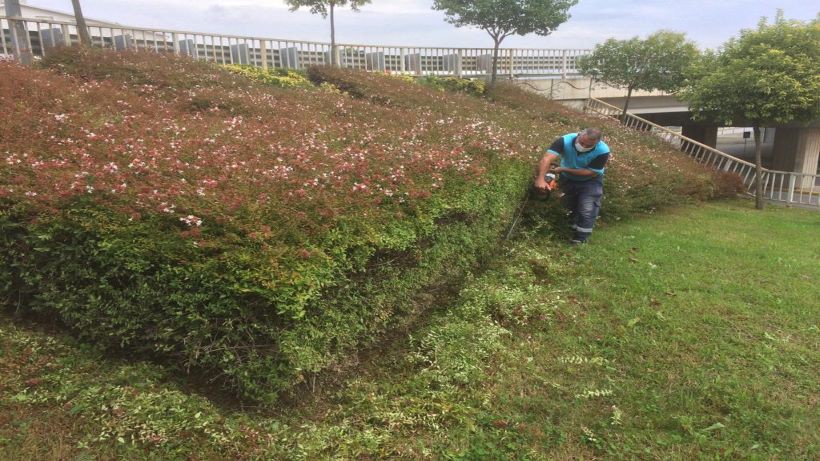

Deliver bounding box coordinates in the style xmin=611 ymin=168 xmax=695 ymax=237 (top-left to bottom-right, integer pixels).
xmin=584 ymin=98 xmax=819 ymax=208
xmin=0 ymin=15 xmax=590 ymax=78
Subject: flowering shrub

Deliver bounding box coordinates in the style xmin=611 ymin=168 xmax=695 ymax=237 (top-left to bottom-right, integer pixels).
xmin=223 ymin=64 xmax=312 ymax=88
xmin=418 ymin=75 xmax=487 ymax=96
xmin=311 ymin=68 xmax=740 ymax=215
xmin=1 ymin=49 xmax=532 ymax=403
xmin=1 ymin=48 xmax=734 ymax=404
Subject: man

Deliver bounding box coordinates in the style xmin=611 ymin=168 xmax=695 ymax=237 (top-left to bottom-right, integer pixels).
xmin=534 ymin=128 xmax=610 ymax=244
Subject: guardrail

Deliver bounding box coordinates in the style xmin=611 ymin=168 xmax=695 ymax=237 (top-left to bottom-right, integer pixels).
xmin=0 ymin=15 xmax=590 ymax=78
xmin=584 ymin=98 xmax=819 ymax=208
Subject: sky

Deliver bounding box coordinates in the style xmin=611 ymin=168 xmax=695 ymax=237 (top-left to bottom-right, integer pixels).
xmin=18 ymin=1 xmax=820 ymax=50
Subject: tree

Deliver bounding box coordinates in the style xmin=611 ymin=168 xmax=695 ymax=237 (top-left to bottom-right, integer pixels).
xmin=284 ymin=0 xmax=371 ymax=67
xmin=71 ymin=0 xmax=92 ymax=47
xmin=432 ymin=0 xmax=577 ymax=85
xmin=680 ymin=11 xmax=820 ymax=209
xmin=578 ymin=31 xmax=699 ymax=118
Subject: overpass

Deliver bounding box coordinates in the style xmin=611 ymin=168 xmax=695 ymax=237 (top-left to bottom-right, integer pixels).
xmin=584 ymin=98 xmax=819 ymax=207
xmin=595 ymin=95 xmax=820 ymax=189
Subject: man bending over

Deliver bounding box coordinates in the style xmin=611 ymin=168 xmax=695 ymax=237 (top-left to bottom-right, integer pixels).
xmin=534 ymin=127 xmax=610 ymax=244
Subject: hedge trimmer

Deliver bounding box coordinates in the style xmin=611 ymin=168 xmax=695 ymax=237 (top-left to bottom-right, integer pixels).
xmin=504 ymin=170 xmax=558 ymax=241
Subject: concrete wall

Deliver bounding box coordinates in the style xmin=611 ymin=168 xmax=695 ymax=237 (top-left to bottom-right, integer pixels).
xmin=682 ymin=124 xmax=718 ymax=148
xmin=773 ymin=127 xmax=820 ymax=188
xmin=516 ymin=77 xmax=669 ymax=101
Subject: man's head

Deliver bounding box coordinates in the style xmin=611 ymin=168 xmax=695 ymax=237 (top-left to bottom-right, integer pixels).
xmin=575 ymin=128 xmax=603 ymax=153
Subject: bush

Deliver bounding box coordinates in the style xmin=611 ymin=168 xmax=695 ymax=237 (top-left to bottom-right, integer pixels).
xmin=306 ymin=65 xmax=467 ymax=109
xmin=1 ymin=48 xmax=731 ymax=404
xmin=223 ymin=65 xmax=312 ymax=88
xmin=1 ymin=49 xmax=533 ymax=403
xmin=418 ymin=75 xmax=487 ymax=96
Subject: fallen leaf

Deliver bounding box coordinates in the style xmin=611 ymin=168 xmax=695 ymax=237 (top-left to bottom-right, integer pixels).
xmin=701 ymin=422 xmax=725 ymax=432
xmin=492 ymin=419 xmax=510 ymax=429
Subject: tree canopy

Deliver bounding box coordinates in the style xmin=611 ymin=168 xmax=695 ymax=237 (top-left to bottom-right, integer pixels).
xmin=681 ymin=12 xmax=820 ymax=127
xmin=284 ymin=0 xmax=370 ymax=17
xmin=432 ymin=0 xmax=577 ymax=83
xmin=284 ymin=0 xmax=371 ymax=66
xmin=578 ymin=31 xmax=699 ymax=116
xmin=680 ymin=11 xmax=820 ymax=209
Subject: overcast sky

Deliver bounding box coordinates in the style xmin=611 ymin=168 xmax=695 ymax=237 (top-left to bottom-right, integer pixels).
xmin=22 ymin=1 xmax=819 ymax=50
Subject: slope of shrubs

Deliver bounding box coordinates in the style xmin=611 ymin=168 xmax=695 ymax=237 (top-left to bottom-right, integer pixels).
xmin=1 ymin=48 xmax=737 ymax=404
xmin=307 ymin=66 xmax=740 ymax=219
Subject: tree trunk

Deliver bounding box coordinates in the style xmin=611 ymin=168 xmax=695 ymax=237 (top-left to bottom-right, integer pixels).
xmin=71 ymin=0 xmax=92 ymax=47
xmin=753 ymin=125 xmax=764 ymax=210
xmin=621 ymin=85 xmax=634 ymax=121
xmin=491 ymin=38 xmax=501 ymax=85
xmin=330 ymin=2 xmax=337 ymax=67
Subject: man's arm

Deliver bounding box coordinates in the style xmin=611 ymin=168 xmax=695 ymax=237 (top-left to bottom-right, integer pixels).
xmin=553 ymin=166 xmax=597 ymax=177
xmin=534 ymin=138 xmax=564 ymax=191
xmin=534 ymin=152 xmax=560 ymax=191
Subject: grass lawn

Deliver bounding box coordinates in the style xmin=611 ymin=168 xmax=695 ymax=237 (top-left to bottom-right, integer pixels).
xmin=1 ymin=199 xmax=817 ymax=459
xmin=481 ymin=199 xmax=819 ymax=459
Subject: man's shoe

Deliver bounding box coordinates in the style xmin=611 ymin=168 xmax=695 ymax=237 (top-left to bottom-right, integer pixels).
xmin=569 ymin=238 xmax=585 ymax=245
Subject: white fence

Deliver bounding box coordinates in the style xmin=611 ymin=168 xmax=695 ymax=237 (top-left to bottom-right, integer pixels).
xmin=0 ymin=16 xmax=590 ymax=78
xmin=584 ymin=98 xmax=820 ymax=208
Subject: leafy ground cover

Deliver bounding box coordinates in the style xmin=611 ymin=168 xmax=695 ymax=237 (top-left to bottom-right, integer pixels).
xmin=223 ymin=65 xmax=313 ymax=88
xmin=1 ymin=200 xmax=816 ymax=459
xmin=1 ymin=47 xmax=737 ymax=405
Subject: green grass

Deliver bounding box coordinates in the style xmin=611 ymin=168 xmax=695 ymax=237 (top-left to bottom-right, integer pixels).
xmin=1 ymin=200 xmax=817 ymax=460
xmin=486 ymin=200 xmax=819 ymax=459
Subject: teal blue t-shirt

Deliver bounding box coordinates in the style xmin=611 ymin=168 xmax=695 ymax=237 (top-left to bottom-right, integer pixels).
xmin=547 ymin=133 xmax=610 ymax=181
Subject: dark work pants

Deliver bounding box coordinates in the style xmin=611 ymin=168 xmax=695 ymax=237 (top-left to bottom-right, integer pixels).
xmin=560 ymin=177 xmax=603 ymax=242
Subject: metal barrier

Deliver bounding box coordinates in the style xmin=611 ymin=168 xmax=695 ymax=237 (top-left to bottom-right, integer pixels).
xmin=584 ymin=98 xmax=819 ymax=208
xmin=0 ymin=15 xmax=589 ymax=78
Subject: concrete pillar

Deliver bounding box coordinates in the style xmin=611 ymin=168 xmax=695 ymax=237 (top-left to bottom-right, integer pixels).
xmin=40 ymin=28 xmax=65 ymax=51
xmin=113 ymin=35 xmax=134 ymax=51
xmin=178 ymin=39 xmax=198 ymax=58
xmin=682 ymin=124 xmax=718 ymax=148
xmin=365 ymin=52 xmax=385 ymax=71
xmin=443 ymin=53 xmax=462 ymax=77
xmin=772 ymin=127 xmax=820 ymax=189
xmin=230 ymin=43 xmax=250 ymax=65
xmin=477 ymin=54 xmax=493 ymax=73
xmin=280 ymin=47 xmax=300 ymax=69
xmin=404 ymin=53 xmax=421 ymax=76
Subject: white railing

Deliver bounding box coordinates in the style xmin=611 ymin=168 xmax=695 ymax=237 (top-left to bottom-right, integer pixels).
xmin=0 ymin=16 xmax=590 ymax=78
xmin=584 ymin=98 xmax=820 ymax=208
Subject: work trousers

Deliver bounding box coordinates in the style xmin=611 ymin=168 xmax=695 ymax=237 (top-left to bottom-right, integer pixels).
xmin=560 ymin=177 xmax=603 ymax=242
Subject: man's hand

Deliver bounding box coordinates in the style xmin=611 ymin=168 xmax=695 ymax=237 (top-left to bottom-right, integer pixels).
xmin=536 ymin=153 xmax=560 ymax=191
xmin=534 ymin=176 xmax=550 ymax=192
